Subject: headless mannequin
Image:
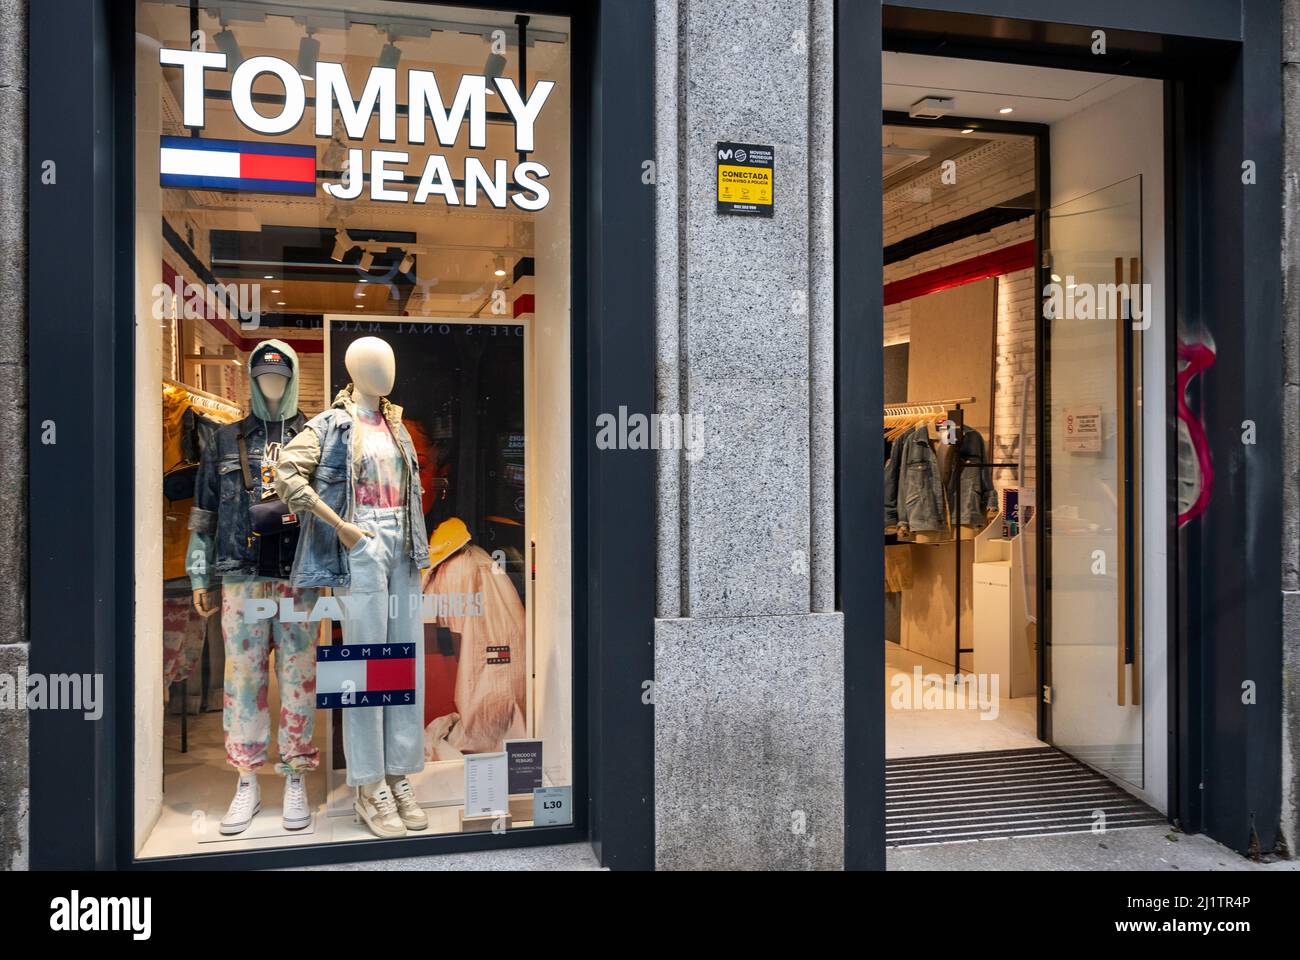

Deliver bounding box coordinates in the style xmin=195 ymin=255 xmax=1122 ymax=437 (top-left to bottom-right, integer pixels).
xmin=191 ymin=371 xmax=290 ymax=619
xmin=302 ymin=338 xmax=395 ymax=555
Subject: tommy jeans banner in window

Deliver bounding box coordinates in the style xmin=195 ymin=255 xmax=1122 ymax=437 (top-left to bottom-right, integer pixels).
xmin=316 ymin=643 xmax=417 ymax=709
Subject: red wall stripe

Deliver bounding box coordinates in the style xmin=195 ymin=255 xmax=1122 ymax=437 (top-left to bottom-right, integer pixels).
xmin=883 ymin=240 xmax=1035 ymax=306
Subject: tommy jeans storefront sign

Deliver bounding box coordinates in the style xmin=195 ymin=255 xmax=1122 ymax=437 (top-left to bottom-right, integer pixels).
xmin=157 ymin=48 xmax=555 ymax=209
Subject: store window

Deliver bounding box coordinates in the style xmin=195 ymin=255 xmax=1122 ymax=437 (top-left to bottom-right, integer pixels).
xmin=135 ymin=0 xmax=572 ymax=857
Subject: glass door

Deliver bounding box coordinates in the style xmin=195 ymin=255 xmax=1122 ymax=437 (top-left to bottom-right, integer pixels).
xmin=1043 ymin=176 xmax=1144 ymax=787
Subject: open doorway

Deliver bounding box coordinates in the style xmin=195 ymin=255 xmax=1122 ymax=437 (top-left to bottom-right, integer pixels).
xmin=880 ymin=51 xmax=1170 ymax=843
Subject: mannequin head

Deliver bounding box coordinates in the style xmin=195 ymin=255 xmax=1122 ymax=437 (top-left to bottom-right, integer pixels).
xmin=345 ymin=337 xmax=396 ymax=406
xmin=257 ymin=373 xmax=289 ymax=414
xmin=248 ymin=342 xmax=299 ymax=421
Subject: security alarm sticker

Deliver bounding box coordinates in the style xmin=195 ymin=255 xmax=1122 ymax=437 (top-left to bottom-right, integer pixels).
xmin=1064 ymin=405 xmax=1103 ymax=453
xmin=717 ymin=142 xmax=774 ymax=217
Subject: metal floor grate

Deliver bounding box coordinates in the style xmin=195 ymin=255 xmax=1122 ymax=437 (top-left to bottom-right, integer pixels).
xmin=886 ymin=746 xmax=1167 ymax=847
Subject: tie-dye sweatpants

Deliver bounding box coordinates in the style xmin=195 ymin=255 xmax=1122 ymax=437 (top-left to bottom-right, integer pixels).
xmin=220 ymin=578 xmax=321 ymax=773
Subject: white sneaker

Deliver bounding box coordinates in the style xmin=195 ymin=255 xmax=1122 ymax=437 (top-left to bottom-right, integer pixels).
xmin=282 ymin=773 xmax=311 ymax=831
xmin=389 ymin=777 xmax=428 ymax=831
xmin=354 ymin=784 xmax=406 ymax=839
xmin=220 ymin=774 xmax=261 ymax=835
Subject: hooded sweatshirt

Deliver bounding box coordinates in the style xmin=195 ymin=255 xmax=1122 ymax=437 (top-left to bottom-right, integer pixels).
xmin=186 ymin=339 xmax=305 ymax=590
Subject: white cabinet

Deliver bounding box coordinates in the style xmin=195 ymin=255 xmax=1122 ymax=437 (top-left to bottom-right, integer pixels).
xmin=971 ymin=513 xmax=1035 ymax=699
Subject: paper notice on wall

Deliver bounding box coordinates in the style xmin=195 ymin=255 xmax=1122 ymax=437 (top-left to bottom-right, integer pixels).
xmin=464 ymin=752 xmax=509 ymax=816
xmin=1063 ymin=406 xmax=1102 ymax=453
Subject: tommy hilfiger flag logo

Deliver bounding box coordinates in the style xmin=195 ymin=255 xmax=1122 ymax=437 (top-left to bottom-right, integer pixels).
xmin=160 ymin=136 xmax=317 ymax=196
xmin=316 ymin=644 xmax=416 ymax=709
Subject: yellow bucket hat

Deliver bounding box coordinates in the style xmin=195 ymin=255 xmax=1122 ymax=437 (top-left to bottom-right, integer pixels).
xmin=427 ymin=517 xmax=471 ymax=568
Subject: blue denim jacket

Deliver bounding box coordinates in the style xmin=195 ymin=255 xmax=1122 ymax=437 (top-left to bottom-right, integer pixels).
xmin=276 ymin=387 xmax=430 ymax=588
xmin=187 ymin=413 xmax=307 ymax=584
xmin=890 ymin=426 xmax=948 ymax=534
xmin=948 ymin=428 xmax=999 ymax=526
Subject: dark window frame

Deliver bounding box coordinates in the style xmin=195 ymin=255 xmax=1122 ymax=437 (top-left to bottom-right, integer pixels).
xmin=838 ymin=0 xmax=1284 ymax=868
xmin=27 ymin=0 xmax=656 ymax=872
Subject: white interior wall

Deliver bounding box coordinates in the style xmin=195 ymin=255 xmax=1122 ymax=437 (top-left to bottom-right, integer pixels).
xmin=1049 ymin=77 xmax=1167 ymax=814
xmin=529 ymin=43 xmax=573 ymax=788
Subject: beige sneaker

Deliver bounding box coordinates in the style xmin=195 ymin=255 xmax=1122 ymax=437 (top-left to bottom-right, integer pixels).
xmin=389 ymin=777 xmax=429 ymax=831
xmin=354 ymin=784 xmax=406 ymax=839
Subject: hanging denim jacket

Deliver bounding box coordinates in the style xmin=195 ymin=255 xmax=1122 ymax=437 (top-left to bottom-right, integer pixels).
xmin=892 ymin=426 xmax=948 ymax=534
xmin=275 ymin=386 xmax=431 ymax=588
xmin=947 ymin=428 xmax=999 ymax=526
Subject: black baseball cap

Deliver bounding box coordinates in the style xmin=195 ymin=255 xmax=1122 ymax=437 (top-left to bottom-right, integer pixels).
xmin=250 ymin=344 xmax=293 ymax=379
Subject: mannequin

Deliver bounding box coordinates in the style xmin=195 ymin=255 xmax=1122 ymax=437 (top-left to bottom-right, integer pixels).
xmin=276 ymin=336 xmax=434 ymax=839
xmin=191 ymin=371 xmax=288 ymax=617
xmin=185 ymin=341 xmax=320 ymax=837
xmin=295 ymin=339 xmax=393 ymax=552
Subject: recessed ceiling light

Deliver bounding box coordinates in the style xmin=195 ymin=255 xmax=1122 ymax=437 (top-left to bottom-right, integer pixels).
xmin=999 ymin=106 xmax=1014 ymax=115
xmin=355 ymin=304 xmax=365 ymax=309
xmin=271 ymin=289 xmax=281 ymax=294
xmin=360 ymin=278 xmax=368 ymax=284
xmin=276 ymin=301 xmax=287 ymax=306
xmin=264 ymin=275 xmax=274 ymax=280
xmin=961 ymin=128 xmax=975 ymax=134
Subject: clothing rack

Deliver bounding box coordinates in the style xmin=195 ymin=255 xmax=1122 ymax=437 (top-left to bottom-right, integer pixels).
xmin=884 ymin=396 xmax=1021 ymax=675
xmin=885 ymin=397 xmax=975 ymax=672
xmin=163 ymin=378 xmax=242 ymax=418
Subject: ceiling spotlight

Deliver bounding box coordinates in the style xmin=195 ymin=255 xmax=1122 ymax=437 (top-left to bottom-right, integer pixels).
xmin=378 ymin=39 xmax=402 ymax=70
xmin=493 ymin=256 xmax=507 ymax=278
xmin=298 ymin=29 xmax=320 ymax=80
xmin=263 ymin=274 xmax=274 ymax=280
xmin=999 ymin=106 xmax=1014 ymax=114
xmin=276 ymin=301 xmax=287 ymax=307
xmin=961 ymin=128 xmax=975 ymax=134
xmin=213 ymin=25 xmax=243 ymax=70
xmin=359 ymin=250 xmax=375 ymax=271
xmin=271 ymin=289 xmax=281 ymax=294
xmin=399 ymin=252 xmax=415 ymax=274
xmin=330 ymin=228 xmax=352 ymax=262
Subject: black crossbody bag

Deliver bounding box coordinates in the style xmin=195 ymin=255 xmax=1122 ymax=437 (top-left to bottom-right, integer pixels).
xmin=238 ymin=433 xmax=299 ymax=535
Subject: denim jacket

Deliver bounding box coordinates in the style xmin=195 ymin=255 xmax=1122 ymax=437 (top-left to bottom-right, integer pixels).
xmin=187 ymin=413 xmax=307 ymax=584
xmin=275 ymin=386 xmax=431 ymax=588
xmin=947 ymin=428 xmax=999 ymax=526
xmin=890 ymin=426 xmax=948 ymax=534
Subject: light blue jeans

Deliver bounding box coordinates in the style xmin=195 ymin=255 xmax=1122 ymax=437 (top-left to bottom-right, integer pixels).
xmin=337 ymin=506 xmax=426 ymax=786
